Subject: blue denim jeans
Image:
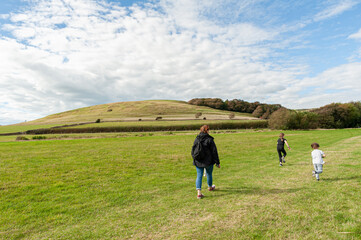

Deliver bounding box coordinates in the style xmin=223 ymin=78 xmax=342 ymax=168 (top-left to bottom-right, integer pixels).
xmin=314 ymin=164 xmax=323 ymax=180
xmin=196 ymin=165 xmax=214 ymax=190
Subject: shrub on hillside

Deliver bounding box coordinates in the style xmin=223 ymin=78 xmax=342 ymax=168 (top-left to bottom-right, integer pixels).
xmin=155 ymin=117 xmax=162 ymax=120
xmin=195 ymin=112 xmax=202 ymax=118
xmin=268 ymin=108 xmax=291 ymax=129
xmin=269 ymin=108 xmax=319 ymax=129
xmin=252 ymin=105 xmax=264 ymax=118
xmin=312 ymin=102 xmax=361 ymax=128
xmin=32 ymin=136 xmax=47 ymax=140
xmin=229 ymin=113 xmax=235 ymax=119
xmin=287 ymin=111 xmax=319 ymax=129
xmin=16 ymin=136 xmax=29 ymax=141
xmin=252 ymin=104 xmax=282 ymax=119
xmin=188 ymin=98 xmax=284 ymax=115
xmin=203 ymin=98 xmax=226 ymax=109
xmin=226 ymin=99 xmax=259 ymax=113
xmin=350 ymin=101 xmax=361 ymax=125
xmin=261 ymin=109 xmax=271 ymax=119
xmin=95 ymin=119 xmax=101 ymax=123
xmin=188 ymin=98 xmax=203 ymax=105
xmin=188 ymin=98 xmax=226 ymax=109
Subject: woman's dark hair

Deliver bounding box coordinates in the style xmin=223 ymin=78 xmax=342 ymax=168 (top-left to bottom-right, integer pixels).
xmin=311 ymin=142 xmax=320 ymax=149
xmin=279 ymin=133 xmax=285 ymax=137
xmin=200 ymin=125 xmax=210 ymax=133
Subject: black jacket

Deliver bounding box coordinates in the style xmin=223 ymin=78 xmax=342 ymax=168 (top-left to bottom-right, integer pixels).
xmin=192 ymin=132 xmax=220 ymax=168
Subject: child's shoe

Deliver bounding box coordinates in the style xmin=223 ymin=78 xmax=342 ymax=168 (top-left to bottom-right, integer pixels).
xmin=208 ymin=185 xmax=216 ymax=191
xmin=279 ymin=163 xmax=283 ymax=166
xmin=197 ymin=194 xmax=204 ymax=199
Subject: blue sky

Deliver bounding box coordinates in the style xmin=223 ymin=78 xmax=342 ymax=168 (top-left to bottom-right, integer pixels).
xmin=1 ymin=0 xmax=361 ymax=124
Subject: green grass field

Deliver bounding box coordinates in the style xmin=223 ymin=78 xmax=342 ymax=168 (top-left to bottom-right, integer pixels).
xmin=1 ymin=129 xmax=361 ymax=239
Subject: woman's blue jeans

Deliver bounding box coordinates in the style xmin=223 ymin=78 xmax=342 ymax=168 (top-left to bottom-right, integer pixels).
xmin=196 ymin=165 xmax=214 ymax=190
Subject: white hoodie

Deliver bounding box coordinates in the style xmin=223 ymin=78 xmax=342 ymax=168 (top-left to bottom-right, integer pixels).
xmin=311 ymin=149 xmax=325 ymax=164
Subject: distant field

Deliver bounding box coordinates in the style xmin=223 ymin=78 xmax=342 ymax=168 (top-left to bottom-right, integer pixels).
xmin=21 ymin=100 xmax=256 ymax=125
xmin=0 ymin=124 xmax=63 ymax=134
xmin=61 ymin=119 xmax=263 ymax=129
xmin=0 ymin=120 xmax=267 ymax=136
xmin=1 ymin=129 xmax=360 ymax=239
xmin=0 ymin=131 xmax=188 ymax=142
xmin=23 ymin=120 xmax=267 ymax=134
xmin=0 ymin=129 xmax=269 ymax=143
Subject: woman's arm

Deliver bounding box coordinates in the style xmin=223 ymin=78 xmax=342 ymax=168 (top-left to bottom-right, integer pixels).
xmin=210 ymin=139 xmax=220 ymax=166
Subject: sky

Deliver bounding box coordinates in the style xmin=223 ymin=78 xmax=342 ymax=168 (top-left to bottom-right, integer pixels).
xmin=1 ymin=0 xmax=361 ymax=125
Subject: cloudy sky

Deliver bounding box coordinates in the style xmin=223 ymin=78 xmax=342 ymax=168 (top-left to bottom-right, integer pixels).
xmin=1 ymin=0 xmax=361 ymax=124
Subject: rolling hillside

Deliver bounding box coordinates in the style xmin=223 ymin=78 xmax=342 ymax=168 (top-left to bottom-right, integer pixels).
xmin=17 ymin=100 xmax=257 ymax=125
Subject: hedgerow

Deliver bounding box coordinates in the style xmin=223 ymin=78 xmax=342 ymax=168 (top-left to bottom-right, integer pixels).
xmin=26 ymin=121 xmax=268 ymax=134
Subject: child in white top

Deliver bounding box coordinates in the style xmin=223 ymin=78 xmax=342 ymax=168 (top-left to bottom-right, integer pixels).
xmin=311 ymin=142 xmax=326 ymax=181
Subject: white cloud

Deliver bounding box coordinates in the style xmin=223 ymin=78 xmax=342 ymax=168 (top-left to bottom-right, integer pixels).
xmin=1 ymin=0 xmax=361 ymax=124
xmin=270 ymin=62 xmax=361 ymax=108
xmin=0 ymin=0 xmax=297 ymax=124
xmin=348 ymin=28 xmax=361 ymax=59
xmin=349 ymin=28 xmax=361 ymax=40
xmin=314 ymin=0 xmax=359 ymax=21
xmin=0 ymin=14 xmax=9 ymax=20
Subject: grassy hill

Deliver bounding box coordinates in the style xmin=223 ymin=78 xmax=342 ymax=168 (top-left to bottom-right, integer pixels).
xmin=0 ymin=100 xmax=263 ymax=135
xmin=18 ymin=100 xmax=256 ymax=125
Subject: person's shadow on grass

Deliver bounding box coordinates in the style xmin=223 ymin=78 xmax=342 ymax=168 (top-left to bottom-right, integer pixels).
xmin=322 ymin=175 xmax=361 ymax=182
xmin=286 ymin=162 xmax=309 ymax=166
xmin=212 ymin=187 xmax=302 ymax=197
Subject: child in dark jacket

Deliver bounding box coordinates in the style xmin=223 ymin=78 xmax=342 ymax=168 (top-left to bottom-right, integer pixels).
xmin=277 ymin=133 xmax=291 ymax=166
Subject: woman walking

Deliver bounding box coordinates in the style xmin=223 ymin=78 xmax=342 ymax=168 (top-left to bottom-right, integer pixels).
xmin=191 ymin=125 xmax=220 ymax=199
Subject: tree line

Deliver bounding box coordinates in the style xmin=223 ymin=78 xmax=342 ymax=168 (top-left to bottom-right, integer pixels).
xmin=188 ymin=98 xmax=282 ymax=119
xmin=188 ymin=98 xmax=361 ymax=129
xmin=269 ymin=102 xmax=361 ymax=129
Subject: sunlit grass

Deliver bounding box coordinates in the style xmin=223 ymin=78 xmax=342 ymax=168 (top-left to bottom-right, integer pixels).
xmin=0 ymin=124 xmax=62 ymax=134
xmin=1 ymin=129 xmax=360 ymax=239
xmin=23 ymin=100 xmax=254 ymax=125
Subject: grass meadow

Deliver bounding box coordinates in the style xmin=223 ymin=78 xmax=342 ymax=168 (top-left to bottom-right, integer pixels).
xmin=1 ymin=129 xmax=361 ymax=239
xmin=25 ymin=120 xmax=267 ymax=134
xmin=22 ymin=100 xmax=254 ymax=125
xmin=0 ymin=124 xmax=63 ymax=134
xmin=61 ymin=120 xmax=261 ymax=129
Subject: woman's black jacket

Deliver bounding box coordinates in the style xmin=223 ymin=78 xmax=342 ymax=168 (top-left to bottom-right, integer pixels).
xmin=192 ymin=132 xmax=220 ymax=168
